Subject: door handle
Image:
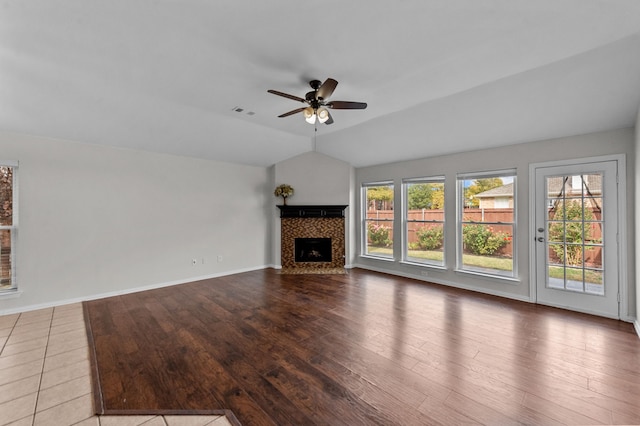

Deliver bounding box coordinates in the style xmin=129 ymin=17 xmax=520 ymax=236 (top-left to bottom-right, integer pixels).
xmin=537 ymin=237 xmax=544 ymax=242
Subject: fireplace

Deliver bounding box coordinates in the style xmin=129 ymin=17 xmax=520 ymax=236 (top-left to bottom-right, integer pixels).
xmin=278 ymin=205 xmax=347 ymax=274
xmin=295 ymin=238 xmax=332 ymax=263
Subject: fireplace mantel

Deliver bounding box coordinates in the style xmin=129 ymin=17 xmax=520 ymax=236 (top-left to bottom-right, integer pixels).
xmin=277 ymin=205 xmax=347 ymax=218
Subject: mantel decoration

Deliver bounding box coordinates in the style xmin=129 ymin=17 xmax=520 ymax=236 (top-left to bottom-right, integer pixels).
xmin=274 ymin=184 xmax=294 ymax=205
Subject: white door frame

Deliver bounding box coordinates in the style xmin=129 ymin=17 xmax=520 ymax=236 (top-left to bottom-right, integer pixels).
xmin=529 ymin=154 xmax=628 ymax=320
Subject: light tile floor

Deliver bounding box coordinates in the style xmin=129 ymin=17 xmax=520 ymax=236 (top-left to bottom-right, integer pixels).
xmin=0 ymin=303 xmax=233 ymax=426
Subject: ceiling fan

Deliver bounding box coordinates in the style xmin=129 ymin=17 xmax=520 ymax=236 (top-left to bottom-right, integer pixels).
xmin=267 ymin=78 xmax=367 ymax=125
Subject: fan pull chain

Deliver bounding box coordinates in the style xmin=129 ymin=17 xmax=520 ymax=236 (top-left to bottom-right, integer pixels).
xmin=313 ymin=122 xmax=318 ymax=151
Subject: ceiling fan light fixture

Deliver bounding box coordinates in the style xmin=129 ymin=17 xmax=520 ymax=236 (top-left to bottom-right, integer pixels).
xmin=303 ymin=107 xmax=316 ymax=124
xmin=317 ymin=107 xmax=329 ymax=123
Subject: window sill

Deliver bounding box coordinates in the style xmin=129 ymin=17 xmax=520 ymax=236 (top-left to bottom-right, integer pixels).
xmin=400 ymin=260 xmax=446 ymax=270
xmin=359 ymin=254 xmax=395 ymax=262
xmin=454 ymin=268 xmax=520 ymax=284
xmin=0 ymin=289 xmax=22 ymax=299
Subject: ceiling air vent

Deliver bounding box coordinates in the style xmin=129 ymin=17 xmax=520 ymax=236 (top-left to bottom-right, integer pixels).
xmin=231 ymin=106 xmax=255 ymax=116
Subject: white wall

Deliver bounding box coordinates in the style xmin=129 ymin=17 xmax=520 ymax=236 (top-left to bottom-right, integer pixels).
xmin=0 ymin=132 xmax=271 ymax=314
xmin=272 ymin=151 xmax=354 ymax=267
xmin=356 ymin=128 xmax=636 ymax=318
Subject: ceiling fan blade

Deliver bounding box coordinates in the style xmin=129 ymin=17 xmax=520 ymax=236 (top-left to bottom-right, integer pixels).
xmin=267 ymin=90 xmax=306 ymax=103
xmin=327 ymin=101 xmax=367 ymax=110
xmin=316 ymin=78 xmax=338 ymax=100
xmin=278 ymin=107 xmax=306 ymax=118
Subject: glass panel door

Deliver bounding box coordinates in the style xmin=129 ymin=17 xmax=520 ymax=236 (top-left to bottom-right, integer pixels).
xmin=545 ymin=174 xmax=604 ymax=295
xmin=534 ymin=161 xmax=618 ymax=319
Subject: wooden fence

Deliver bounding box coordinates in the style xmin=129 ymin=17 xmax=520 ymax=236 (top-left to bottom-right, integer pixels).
xmin=366 ymin=207 xmax=602 ymax=264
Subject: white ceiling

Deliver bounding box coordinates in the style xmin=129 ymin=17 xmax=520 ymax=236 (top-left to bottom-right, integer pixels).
xmin=2 ymin=1 xmax=640 ymax=167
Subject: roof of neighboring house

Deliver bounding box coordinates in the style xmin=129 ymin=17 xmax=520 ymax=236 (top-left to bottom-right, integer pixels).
xmin=546 ymin=175 xmax=602 ymax=196
xmin=473 ymin=174 xmax=603 ymax=200
xmin=473 ymin=182 xmax=513 ymax=198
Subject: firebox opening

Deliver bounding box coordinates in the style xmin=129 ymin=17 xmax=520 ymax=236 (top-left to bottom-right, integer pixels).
xmin=295 ymin=238 xmax=332 ymax=263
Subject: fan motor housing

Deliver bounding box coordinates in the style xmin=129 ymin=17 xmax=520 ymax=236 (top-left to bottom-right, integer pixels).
xmin=309 ymin=79 xmax=322 ymax=90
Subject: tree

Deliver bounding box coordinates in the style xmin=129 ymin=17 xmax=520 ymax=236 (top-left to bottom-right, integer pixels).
xmin=548 ymin=201 xmax=594 ymax=265
xmin=407 ymin=183 xmax=444 ymax=210
xmin=366 ymin=186 xmax=393 ymax=210
xmin=464 ymin=178 xmax=504 ymax=208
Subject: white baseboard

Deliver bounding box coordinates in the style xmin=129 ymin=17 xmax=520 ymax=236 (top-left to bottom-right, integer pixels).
xmin=0 ymin=265 xmax=270 ymax=316
xmin=535 ymin=300 xmax=621 ymax=320
xmin=353 ymin=264 xmax=639 ymax=328
xmin=352 ymin=263 xmax=532 ymax=304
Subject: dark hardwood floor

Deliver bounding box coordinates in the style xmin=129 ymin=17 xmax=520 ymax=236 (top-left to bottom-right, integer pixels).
xmin=84 ymin=268 xmax=640 ymax=425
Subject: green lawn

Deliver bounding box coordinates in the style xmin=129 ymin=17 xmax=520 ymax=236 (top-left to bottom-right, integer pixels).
xmin=548 ymin=266 xmax=602 ymax=284
xmin=366 ymin=246 xmax=601 ymax=284
xmin=368 ymin=246 xmax=512 ymax=270
xmin=409 ymin=250 xmax=513 ymax=272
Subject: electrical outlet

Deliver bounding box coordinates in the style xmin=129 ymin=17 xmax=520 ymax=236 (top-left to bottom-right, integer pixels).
xmin=217 ymin=255 xmax=223 ymax=262
xmin=192 ymin=258 xmax=197 ymax=266
xmin=420 ymin=271 xmax=428 ymax=276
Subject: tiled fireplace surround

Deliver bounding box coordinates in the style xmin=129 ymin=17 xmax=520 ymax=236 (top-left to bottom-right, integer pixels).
xmin=278 ymin=205 xmax=347 ymax=274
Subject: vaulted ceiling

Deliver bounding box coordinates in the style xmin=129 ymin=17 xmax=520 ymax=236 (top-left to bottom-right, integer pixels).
xmin=2 ymin=1 xmax=640 ymax=167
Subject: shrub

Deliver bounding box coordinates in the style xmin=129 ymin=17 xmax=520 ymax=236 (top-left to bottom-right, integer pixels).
xmin=548 ymin=200 xmax=594 ymax=266
xmin=415 ymin=226 xmax=443 ymax=250
xmin=463 ymin=223 xmax=510 ymax=256
xmin=367 ymin=223 xmax=391 ymax=247
xmin=408 ymin=242 xmax=420 ymax=250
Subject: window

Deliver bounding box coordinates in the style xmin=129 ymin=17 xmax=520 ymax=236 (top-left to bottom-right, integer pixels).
xmin=0 ymin=162 xmax=17 ymax=292
xmin=457 ymin=170 xmax=516 ymax=278
xmin=403 ymin=177 xmax=445 ymax=266
xmin=362 ymin=182 xmax=394 ymax=258
xmin=494 ymin=197 xmax=510 ymax=209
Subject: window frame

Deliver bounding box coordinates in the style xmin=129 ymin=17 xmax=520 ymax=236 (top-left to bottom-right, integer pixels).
xmin=402 ymin=176 xmax=445 ymax=268
xmin=456 ymin=169 xmax=518 ymax=280
xmin=0 ymin=161 xmax=18 ymax=293
xmin=361 ymin=181 xmax=395 ymax=260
